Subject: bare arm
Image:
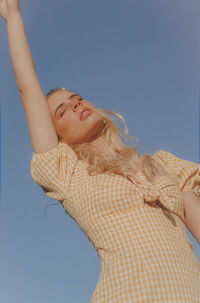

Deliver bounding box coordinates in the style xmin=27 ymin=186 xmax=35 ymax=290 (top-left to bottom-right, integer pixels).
xmin=0 ymin=1 xmax=59 ymax=153
xmin=183 ymin=191 xmax=200 ymax=245
xmin=7 ymin=9 xmax=36 ymax=91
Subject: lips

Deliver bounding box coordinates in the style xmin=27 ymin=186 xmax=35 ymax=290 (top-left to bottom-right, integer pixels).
xmin=80 ymin=108 xmax=93 ymax=120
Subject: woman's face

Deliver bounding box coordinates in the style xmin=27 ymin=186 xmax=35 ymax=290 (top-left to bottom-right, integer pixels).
xmin=46 ymin=90 xmax=105 ymax=144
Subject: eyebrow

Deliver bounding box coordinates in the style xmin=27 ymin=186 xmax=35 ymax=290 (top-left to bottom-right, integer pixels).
xmin=54 ymin=94 xmax=82 ymax=118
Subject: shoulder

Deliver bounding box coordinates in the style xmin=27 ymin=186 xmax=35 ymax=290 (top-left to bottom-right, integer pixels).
xmin=153 ymin=149 xmax=174 ymax=159
xmin=31 ymin=141 xmax=78 ymax=161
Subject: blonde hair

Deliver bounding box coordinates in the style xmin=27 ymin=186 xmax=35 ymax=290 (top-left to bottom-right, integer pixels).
xmin=46 ymin=87 xmax=176 ymax=185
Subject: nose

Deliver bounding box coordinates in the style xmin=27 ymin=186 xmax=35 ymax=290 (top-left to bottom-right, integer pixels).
xmin=72 ymin=101 xmax=81 ymax=112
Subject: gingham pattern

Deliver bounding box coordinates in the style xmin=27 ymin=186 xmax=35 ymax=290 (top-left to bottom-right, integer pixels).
xmin=30 ymin=143 xmax=200 ymax=303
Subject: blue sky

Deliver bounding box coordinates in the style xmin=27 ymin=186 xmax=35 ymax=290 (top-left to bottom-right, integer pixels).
xmin=0 ymin=0 xmax=200 ymax=302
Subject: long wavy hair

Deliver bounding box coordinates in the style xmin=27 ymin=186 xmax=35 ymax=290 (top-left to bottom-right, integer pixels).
xmin=46 ymin=87 xmax=176 ymax=185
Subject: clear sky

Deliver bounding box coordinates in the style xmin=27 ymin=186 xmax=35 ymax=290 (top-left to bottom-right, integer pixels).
xmin=0 ymin=0 xmax=200 ymax=302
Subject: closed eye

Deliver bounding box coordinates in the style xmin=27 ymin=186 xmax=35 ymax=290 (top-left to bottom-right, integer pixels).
xmin=60 ymin=109 xmax=67 ymax=117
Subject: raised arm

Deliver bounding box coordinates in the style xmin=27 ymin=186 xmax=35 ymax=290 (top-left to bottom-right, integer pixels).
xmin=0 ymin=0 xmax=59 ymax=153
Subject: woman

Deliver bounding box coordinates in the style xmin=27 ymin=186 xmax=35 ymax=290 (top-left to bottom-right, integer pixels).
xmin=1 ymin=1 xmax=200 ymax=302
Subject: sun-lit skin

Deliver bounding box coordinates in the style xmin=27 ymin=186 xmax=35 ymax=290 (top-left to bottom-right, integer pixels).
xmin=46 ymin=89 xmax=108 ymax=148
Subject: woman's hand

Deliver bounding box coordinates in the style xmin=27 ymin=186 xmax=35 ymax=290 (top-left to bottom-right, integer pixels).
xmin=0 ymin=0 xmax=20 ymax=22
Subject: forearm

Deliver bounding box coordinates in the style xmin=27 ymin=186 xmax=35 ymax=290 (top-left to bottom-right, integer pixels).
xmin=7 ymin=10 xmax=37 ymax=92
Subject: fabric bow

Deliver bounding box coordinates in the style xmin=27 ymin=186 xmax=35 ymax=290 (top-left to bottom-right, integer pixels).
xmin=143 ymin=188 xmax=164 ymax=203
xmin=130 ymin=173 xmax=187 ymax=225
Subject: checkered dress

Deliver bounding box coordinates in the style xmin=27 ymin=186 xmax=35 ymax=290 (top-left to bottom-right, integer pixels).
xmin=30 ymin=142 xmax=200 ymax=302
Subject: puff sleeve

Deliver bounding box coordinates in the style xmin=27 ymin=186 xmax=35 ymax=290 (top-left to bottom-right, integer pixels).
xmin=153 ymin=150 xmax=200 ymax=197
xmin=30 ymin=142 xmax=78 ymax=201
